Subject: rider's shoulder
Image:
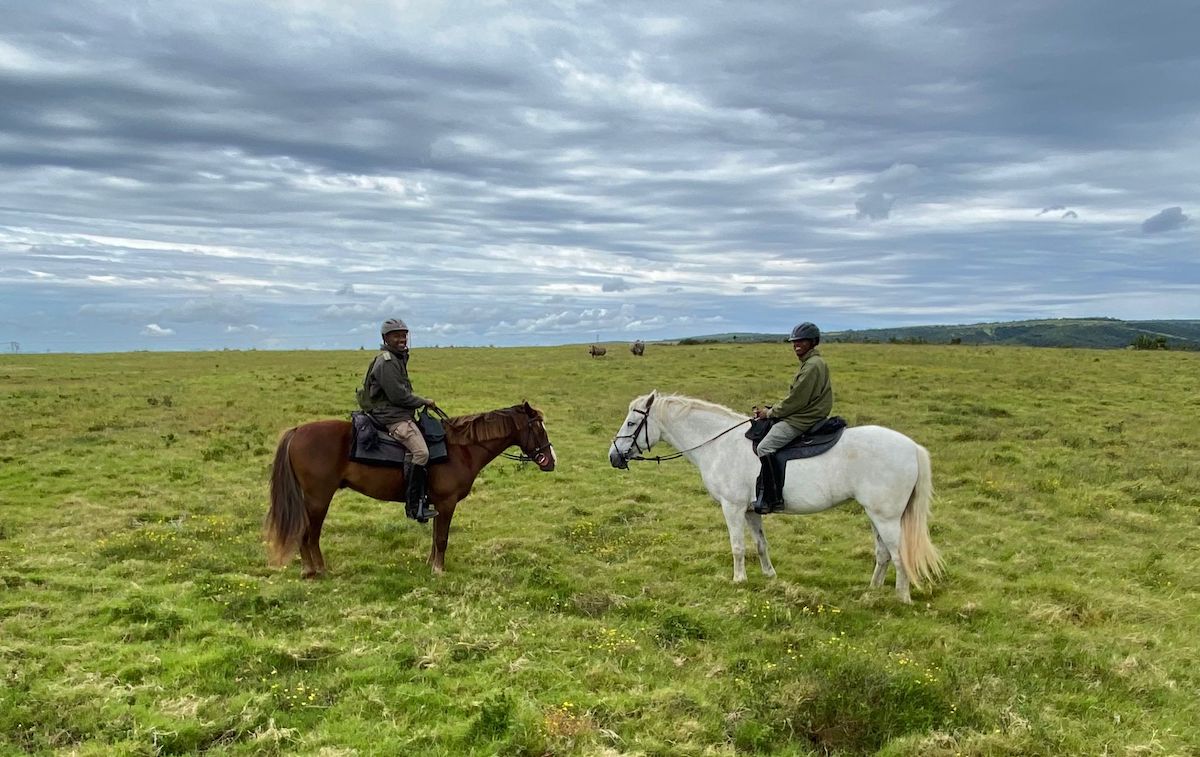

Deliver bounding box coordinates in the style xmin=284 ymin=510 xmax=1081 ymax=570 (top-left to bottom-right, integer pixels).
xmin=378 ymin=350 xmax=392 ymax=361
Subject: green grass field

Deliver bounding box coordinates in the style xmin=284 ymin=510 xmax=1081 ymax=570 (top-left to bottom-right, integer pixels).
xmin=1 ymin=343 xmax=1198 ymax=756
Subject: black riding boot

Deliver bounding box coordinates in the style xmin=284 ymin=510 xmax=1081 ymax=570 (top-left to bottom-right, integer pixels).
xmin=753 ymin=454 xmax=785 ymax=515
xmin=405 ymin=463 xmax=438 ymax=523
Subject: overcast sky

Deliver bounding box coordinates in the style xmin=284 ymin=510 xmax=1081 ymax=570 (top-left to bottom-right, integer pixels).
xmin=1 ymin=0 xmax=1197 ymax=352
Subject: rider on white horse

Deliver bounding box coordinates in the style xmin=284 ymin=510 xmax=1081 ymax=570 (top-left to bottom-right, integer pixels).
xmin=752 ymin=322 xmax=833 ymax=514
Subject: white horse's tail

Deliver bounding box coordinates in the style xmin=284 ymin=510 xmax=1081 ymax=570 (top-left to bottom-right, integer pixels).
xmin=900 ymin=443 xmax=944 ymax=589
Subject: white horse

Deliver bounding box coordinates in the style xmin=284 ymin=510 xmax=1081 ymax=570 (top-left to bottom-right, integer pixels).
xmin=607 ymin=391 xmax=943 ymax=603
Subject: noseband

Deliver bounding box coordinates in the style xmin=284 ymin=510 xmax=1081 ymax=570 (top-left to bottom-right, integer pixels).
xmin=500 ymin=414 xmax=554 ymax=463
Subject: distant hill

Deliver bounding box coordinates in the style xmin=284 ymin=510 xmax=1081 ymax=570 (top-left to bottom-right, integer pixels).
xmin=674 ymin=318 xmax=1200 ymax=350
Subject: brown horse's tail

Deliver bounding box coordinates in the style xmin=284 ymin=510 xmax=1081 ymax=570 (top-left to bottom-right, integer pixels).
xmin=264 ymin=428 xmax=309 ymax=567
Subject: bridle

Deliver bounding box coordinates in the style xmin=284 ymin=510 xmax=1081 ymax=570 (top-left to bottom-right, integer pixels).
xmin=500 ymin=414 xmax=554 ymax=464
xmin=612 ymin=395 xmax=750 ymax=465
xmin=612 ymin=395 xmax=656 ymax=463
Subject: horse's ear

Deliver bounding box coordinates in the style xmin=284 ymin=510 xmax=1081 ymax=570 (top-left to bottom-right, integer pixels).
xmin=522 ymin=400 xmax=532 ymax=413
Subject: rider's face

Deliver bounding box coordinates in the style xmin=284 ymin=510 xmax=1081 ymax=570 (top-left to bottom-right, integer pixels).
xmin=385 ymin=330 xmax=409 ymax=350
xmin=791 ymin=339 xmax=812 ymax=359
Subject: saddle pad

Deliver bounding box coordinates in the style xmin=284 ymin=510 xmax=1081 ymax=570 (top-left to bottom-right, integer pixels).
xmin=774 ymin=417 xmax=848 ymax=463
xmin=349 ymin=412 xmax=409 ymax=468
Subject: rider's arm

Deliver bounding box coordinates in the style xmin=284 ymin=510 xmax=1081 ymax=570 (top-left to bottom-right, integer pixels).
xmin=375 ymin=358 xmax=429 ymax=409
xmin=768 ymin=362 xmax=821 ymax=420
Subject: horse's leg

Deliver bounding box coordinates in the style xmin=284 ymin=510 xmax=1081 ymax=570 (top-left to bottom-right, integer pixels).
xmin=720 ymin=501 xmax=749 ymax=583
xmin=427 ymin=500 xmax=458 ymax=575
xmin=871 ymin=516 xmax=910 ymax=603
xmin=306 ymin=498 xmax=331 ymax=576
xmin=300 ymin=489 xmax=335 ymax=579
xmin=869 ymin=522 xmax=892 ymax=589
xmin=744 ymin=510 xmax=776 ymax=578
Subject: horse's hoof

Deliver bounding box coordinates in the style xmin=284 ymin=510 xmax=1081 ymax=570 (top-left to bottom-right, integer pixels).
xmin=763 ymin=569 xmax=777 ymax=579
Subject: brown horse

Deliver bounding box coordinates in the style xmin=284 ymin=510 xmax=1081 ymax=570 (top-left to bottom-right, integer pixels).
xmin=589 ymin=345 xmax=607 ymax=358
xmin=630 ymin=340 xmax=645 ymax=356
xmin=264 ymin=402 xmax=555 ymax=577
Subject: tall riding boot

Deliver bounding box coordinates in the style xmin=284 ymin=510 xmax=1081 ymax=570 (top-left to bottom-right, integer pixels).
xmin=405 ymin=463 xmax=438 ymax=523
xmin=753 ymin=455 xmax=784 ymax=515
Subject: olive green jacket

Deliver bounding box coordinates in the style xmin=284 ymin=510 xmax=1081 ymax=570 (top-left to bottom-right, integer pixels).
xmin=767 ymin=348 xmax=833 ymax=431
xmin=356 ymin=345 xmax=429 ymax=425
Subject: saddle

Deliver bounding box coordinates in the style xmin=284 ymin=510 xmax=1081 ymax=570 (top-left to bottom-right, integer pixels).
xmin=745 ymin=416 xmax=848 ymax=461
xmin=348 ymin=409 xmax=449 ymax=467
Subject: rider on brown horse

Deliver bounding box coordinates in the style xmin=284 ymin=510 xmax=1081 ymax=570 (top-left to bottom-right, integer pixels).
xmin=356 ymin=318 xmax=440 ymax=522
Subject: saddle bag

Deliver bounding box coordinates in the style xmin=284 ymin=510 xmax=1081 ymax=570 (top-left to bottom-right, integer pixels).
xmin=745 ymin=417 xmax=777 ymax=454
xmin=416 ymin=408 xmax=449 ymax=464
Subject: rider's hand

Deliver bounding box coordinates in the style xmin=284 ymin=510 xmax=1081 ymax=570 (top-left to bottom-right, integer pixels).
xmin=424 ymin=399 xmax=439 ymax=410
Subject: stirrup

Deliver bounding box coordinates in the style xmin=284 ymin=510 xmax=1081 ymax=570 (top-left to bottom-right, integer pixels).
xmin=413 ymin=498 xmax=438 ymax=523
xmin=753 ymin=500 xmax=782 ymax=515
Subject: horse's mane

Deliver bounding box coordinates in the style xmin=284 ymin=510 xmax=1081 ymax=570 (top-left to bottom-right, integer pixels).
xmin=443 ymin=404 xmax=542 ymax=445
xmin=633 ymin=392 xmax=746 ymax=422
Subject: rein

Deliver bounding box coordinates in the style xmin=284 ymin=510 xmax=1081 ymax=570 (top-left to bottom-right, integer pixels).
xmin=615 ymin=395 xmax=750 ymax=465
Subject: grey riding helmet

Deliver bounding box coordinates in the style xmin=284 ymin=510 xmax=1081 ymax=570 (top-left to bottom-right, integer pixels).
xmin=789 ymin=322 xmax=820 ymax=344
xmin=381 ymin=318 xmax=409 ymax=336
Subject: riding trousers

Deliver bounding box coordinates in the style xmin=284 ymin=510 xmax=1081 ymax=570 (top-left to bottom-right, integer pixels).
xmin=756 ymin=421 xmax=803 ymax=457
xmin=387 ymin=420 xmax=430 ymax=466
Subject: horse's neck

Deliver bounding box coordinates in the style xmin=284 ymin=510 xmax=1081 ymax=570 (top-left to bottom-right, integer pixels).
xmin=658 ymin=405 xmax=744 ymax=458
xmin=658 ymin=404 xmax=755 ymax=500
xmin=459 ymin=433 xmax=518 ymax=474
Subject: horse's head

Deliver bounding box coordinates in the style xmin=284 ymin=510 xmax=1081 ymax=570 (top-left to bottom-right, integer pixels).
xmin=516 ymin=401 xmax=556 ymax=471
xmin=608 ymin=391 xmax=660 ymax=469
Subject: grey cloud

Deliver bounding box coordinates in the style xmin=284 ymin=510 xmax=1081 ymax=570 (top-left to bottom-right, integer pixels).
xmin=321 ymin=295 xmax=406 ymax=319
xmin=601 ymin=277 xmax=630 ymax=292
xmin=1141 ymin=207 xmax=1188 ymax=234
xmin=854 ymin=164 xmax=919 ymax=221
xmin=855 ymin=192 xmax=896 ymax=221
xmin=1038 ymin=205 xmax=1066 ymax=216
xmin=1062 ymin=210 xmax=1078 ymax=219
xmin=160 ymin=296 xmax=257 ymax=324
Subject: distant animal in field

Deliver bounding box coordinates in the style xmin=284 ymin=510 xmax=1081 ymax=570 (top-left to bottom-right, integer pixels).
xmin=608 ymin=391 xmax=943 ymax=603
xmin=589 ymin=345 xmax=607 ymax=358
xmin=630 ymin=340 xmax=645 ymax=356
xmin=265 ymin=402 xmax=555 ymax=577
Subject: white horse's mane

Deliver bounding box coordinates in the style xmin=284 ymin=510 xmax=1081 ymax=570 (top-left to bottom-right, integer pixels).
xmin=632 ymin=392 xmax=746 ymax=422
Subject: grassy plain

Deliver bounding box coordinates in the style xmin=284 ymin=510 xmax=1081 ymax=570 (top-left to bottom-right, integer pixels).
xmin=0 ymin=343 xmax=1198 ymax=756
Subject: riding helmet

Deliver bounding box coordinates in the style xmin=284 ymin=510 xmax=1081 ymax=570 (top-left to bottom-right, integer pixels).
xmin=788 ymin=322 xmax=820 ymax=344
xmin=380 ymin=318 xmax=409 ymax=336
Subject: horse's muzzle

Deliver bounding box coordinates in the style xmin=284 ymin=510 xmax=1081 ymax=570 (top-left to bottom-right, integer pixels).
xmin=535 ymin=450 xmax=555 ymax=471
xmin=608 ymin=446 xmax=629 ymax=469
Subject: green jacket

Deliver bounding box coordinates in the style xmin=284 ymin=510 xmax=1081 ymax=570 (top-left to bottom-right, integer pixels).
xmin=356 ymin=345 xmax=429 ymax=425
xmin=768 ymin=348 xmax=833 ymax=431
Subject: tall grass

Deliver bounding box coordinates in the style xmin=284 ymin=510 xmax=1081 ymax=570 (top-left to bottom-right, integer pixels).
xmin=1 ymin=344 xmax=1197 ymax=755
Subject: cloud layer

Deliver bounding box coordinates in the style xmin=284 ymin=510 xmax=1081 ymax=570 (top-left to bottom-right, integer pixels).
xmin=1 ymin=1 xmax=1197 ymax=352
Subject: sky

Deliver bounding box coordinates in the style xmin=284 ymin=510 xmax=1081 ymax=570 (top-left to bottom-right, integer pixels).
xmin=1 ymin=0 xmax=1197 ymax=353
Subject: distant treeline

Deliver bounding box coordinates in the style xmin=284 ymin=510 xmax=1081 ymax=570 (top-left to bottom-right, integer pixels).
xmin=675 ymin=318 xmax=1200 ymax=350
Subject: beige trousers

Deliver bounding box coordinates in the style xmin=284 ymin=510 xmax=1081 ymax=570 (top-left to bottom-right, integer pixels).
xmin=386 ymin=420 xmax=429 ymax=465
